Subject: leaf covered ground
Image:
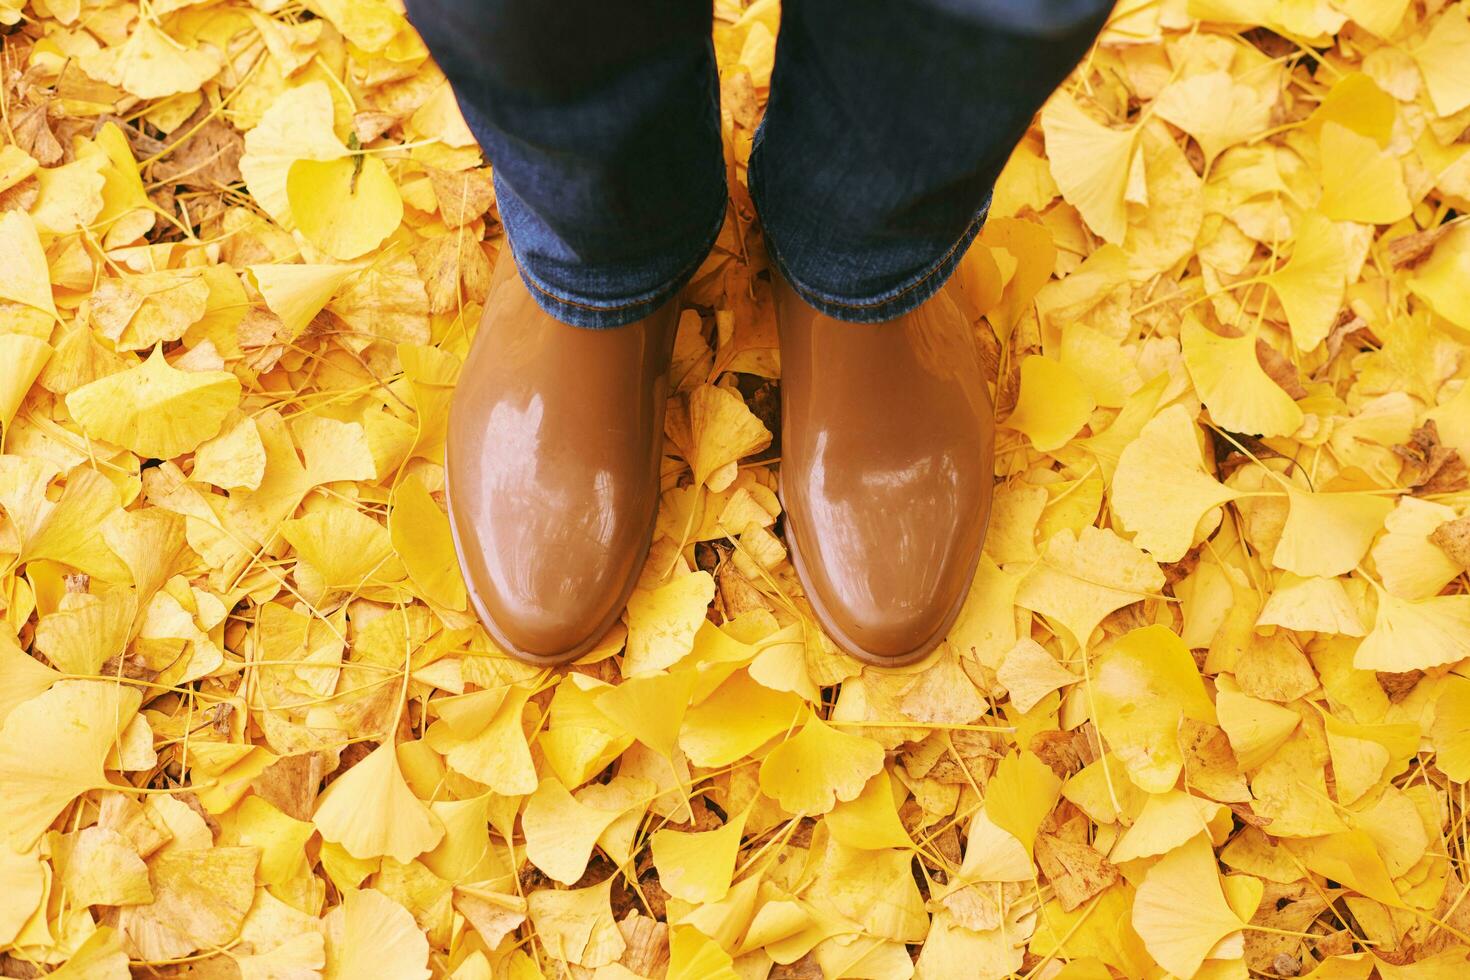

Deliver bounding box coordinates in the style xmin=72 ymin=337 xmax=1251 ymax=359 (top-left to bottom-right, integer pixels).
xmin=4 ymin=0 xmax=1470 ymax=977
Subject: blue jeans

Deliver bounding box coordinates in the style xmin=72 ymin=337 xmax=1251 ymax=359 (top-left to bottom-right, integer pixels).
xmin=404 ymin=0 xmax=1112 ymax=327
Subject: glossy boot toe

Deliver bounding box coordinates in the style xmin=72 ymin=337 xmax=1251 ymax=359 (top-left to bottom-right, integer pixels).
xmin=445 ymin=256 xmax=678 ymax=666
xmin=776 ymin=278 xmax=995 ymax=667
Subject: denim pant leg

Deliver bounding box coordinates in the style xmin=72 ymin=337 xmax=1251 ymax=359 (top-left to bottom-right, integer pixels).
xmin=748 ymin=0 xmax=1112 ymax=323
xmin=404 ymin=0 xmax=728 ymax=328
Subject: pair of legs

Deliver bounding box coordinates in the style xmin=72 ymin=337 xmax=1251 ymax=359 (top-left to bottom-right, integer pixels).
xmin=406 ymin=0 xmax=1111 ymax=326
xmin=406 ymin=0 xmax=1110 ymax=666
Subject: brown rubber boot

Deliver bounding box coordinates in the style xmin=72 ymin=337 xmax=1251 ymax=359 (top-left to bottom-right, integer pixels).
xmin=445 ymin=255 xmax=679 ymax=666
xmin=775 ymin=277 xmax=995 ymax=667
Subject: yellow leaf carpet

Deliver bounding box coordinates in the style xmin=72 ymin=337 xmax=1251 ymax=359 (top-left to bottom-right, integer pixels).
xmin=3 ymin=0 xmax=1470 ymax=977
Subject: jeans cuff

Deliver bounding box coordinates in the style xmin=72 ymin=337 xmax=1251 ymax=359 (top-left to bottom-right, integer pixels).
xmin=748 ymin=115 xmax=991 ymax=325
xmin=764 ymin=199 xmax=991 ymax=324
xmin=498 ymin=173 xmax=728 ymax=330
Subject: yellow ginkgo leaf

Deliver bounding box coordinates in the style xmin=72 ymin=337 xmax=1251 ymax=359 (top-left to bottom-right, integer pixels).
xmin=408 ymin=79 xmax=478 ymax=149
xmin=0 ymin=335 xmax=51 ymax=434
xmin=1409 ymin=3 xmax=1470 ymax=117
xmin=1370 ymin=498 xmax=1463 ymax=600
xmin=526 ymin=878 xmax=626 ymax=969
xmin=34 ymin=588 xmax=136 ymax=675
xmin=1040 ymin=91 xmax=1138 ymax=244
xmin=206 ymin=802 xmax=299 ymax=890
xmin=1030 ymin=884 xmax=1153 ymax=978
xmin=78 ymin=22 xmax=223 ymax=99
xmin=1316 ymin=123 xmax=1411 ymax=224
xmin=996 ymin=637 xmax=1079 ymax=714
xmin=246 ymin=11 xmax=325 ymax=75
xmin=685 ymin=383 xmax=772 ymax=490
xmin=66 ymin=348 xmax=241 ymax=459
xmin=1060 ymin=322 xmax=1138 ymax=410
xmin=234 ymin=933 xmax=327 ymax=980
xmin=30 ymin=154 xmax=107 ymax=236
xmin=984 ymin=750 xmax=1062 ymax=858
xmin=287 ymin=154 xmax=404 ymax=260
xmin=1324 ymin=727 xmax=1388 ymax=807
xmin=1015 ymin=526 xmax=1164 ymax=648
xmin=668 ymin=925 xmax=740 ymax=980
xmin=1263 ymin=211 xmax=1348 ymax=351
xmin=1094 ymin=625 xmax=1217 ymax=793
xmin=1110 ymin=791 xmax=1228 ymax=864
xmin=191 ymin=414 xmax=267 ymax=491
xmin=826 ymin=768 xmax=913 ymax=851
xmin=807 ymin=839 xmax=928 ymax=942
xmin=540 ymin=678 xmax=631 ymax=789
xmin=1306 ymin=71 xmax=1395 ymax=145
xmin=959 ymin=808 xmax=1034 ymax=882
xmin=679 ymin=668 xmax=805 ymax=767
xmin=1112 ymin=404 xmax=1240 ymax=561
xmin=294 ymin=413 xmax=379 ymax=486
xmin=650 ymin=805 xmax=747 ymax=903
xmin=1154 ymin=70 xmax=1273 ymax=163
xmin=1062 ymin=754 xmax=1146 ymax=826
xmin=91 ymin=270 xmax=211 ymax=352
xmin=453 ymin=888 xmax=527 ymax=951
xmin=1132 ymin=834 xmax=1244 ymax=978
xmin=115 ymin=845 xmax=259 ymax=961
xmin=422 ymin=794 xmax=495 ymax=883
xmin=1354 ymin=591 xmax=1470 ymax=672
xmin=45 ymin=927 xmax=131 ymax=979
xmin=1376 ymin=949 xmax=1470 ymax=980
xmin=1181 ymin=318 xmax=1303 ymax=437
xmin=101 ymin=508 xmax=186 ymax=606
xmin=310 ymin=0 xmax=409 ymax=52
xmin=0 ymin=680 xmax=141 ymax=850
xmin=1255 ymin=573 xmax=1364 ymax=636
xmin=1250 ymin=735 xmax=1348 ymax=838
xmin=1408 ymin=223 xmax=1470 ymax=332
xmin=0 ymin=210 xmax=58 ymax=319
xmin=323 ymin=888 xmax=431 ymax=980
xmin=248 ymin=263 xmax=357 ymax=342
xmin=1333 ymin=0 xmax=1408 ymax=39
xmin=576 ymin=774 xmax=651 ymax=867
xmin=623 ymin=570 xmax=715 ymax=675
xmin=281 ymin=502 xmax=404 ymax=591
xmin=0 ymin=631 xmax=58 ymax=727
xmin=425 ymin=685 xmax=539 ymax=795
xmin=390 ymin=475 xmax=467 ymax=610
xmin=1274 ymin=488 xmax=1393 ymax=578
xmin=1005 ymin=355 xmax=1096 ymax=453
xmin=522 ymin=778 xmax=623 ymax=885
xmin=0 ymin=845 xmax=44 ymax=945
xmin=1431 ymin=677 xmax=1470 ymax=783
xmin=0 ymin=143 xmax=35 ymax=194
xmin=593 ymin=668 xmax=695 ymax=756
xmin=1288 ymin=830 xmax=1404 ymax=908
xmin=0 ymin=460 xmax=126 ymax=578
xmin=758 ymin=714 xmax=885 ymax=815
xmin=313 ymin=741 xmax=444 ymax=863
xmin=239 ymin=82 xmax=350 ymax=228
xmin=979 ymin=217 xmax=1058 ymax=337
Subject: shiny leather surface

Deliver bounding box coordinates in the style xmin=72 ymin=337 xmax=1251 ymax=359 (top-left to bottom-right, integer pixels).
xmin=445 ymin=257 xmax=678 ymax=665
xmin=776 ymin=278 xmax=995 ymax=665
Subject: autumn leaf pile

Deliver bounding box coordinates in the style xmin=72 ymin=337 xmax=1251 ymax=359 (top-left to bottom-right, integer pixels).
xmin=5 ymin=0 xmax=1470 ymax=976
